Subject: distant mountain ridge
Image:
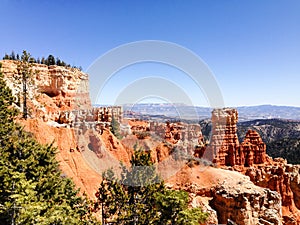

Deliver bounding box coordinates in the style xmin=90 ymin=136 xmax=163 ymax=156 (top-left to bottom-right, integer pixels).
xmin=121 ymin=104 xmax=300 ymax=121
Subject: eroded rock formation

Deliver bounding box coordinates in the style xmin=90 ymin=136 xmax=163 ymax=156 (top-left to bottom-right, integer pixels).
xmin=241 ymin=130 xmax=267 ymax=166
xmin=210 ymin=182 xmax=282 ymax=225
xmin=167 ymin=164 xmax=283 ymax=225
xmin=201 ymin=108 xmax=300 ymax=224
xmin=245 ymin=161 xmax=300 ymax=224
xmin=204 ymin=108 xmax=241 ymax=166
xmin=203 ymin=108 xmax=267 ymax=167
xmin=21 ymin=118 xmax=101 ymax=198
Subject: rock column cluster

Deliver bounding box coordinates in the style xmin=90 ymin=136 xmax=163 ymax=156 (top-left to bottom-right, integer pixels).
xmin=203 ymin=108 xmax=267 ymax=167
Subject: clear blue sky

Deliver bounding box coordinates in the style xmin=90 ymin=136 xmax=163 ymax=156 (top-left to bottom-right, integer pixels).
xmin=1 ymin=0 xmax=299 ymax=107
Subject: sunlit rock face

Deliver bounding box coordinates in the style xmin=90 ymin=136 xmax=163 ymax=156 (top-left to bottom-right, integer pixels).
xmin=203 ymin=108 xmax=267 ymax=167
xmin=1 ymin=59 xmax=91 ymax=122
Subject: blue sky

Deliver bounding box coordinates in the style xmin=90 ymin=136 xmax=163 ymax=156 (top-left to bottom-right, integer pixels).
xmin=1 ymin=0 xmax=299 ymax=107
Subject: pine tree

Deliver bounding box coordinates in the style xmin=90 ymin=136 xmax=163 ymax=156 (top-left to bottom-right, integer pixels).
xmin=0 ymin=63 xmax=99 ymax=224
xmin=110 ymin=114 xmax=122 ymax=139
xmin=10 ymin=51 xmax=16 ymax=60
xmin=60 ymin=60 xmax=66 ymax=67
xmin=47 ymin=55 xmax=55 ymax=65
xmin=16 ymin=50 xmax=33 ymax=119
xmin=155 ymin=189 xmax=209 ymax=225
xmin=41 ymin=57 xmax=45 ymax=64
xmin=56 ymin=57 xmax=61 ymax=66
xmin=3 ymin=54 xmax=9 ymax=60
xmin=29 ymin=57 xmax=36 ymax=63
xmin=95 ymin=145 xmax=163 ymax=224
xmin=95 ymin=144 xmax=208 ymax=224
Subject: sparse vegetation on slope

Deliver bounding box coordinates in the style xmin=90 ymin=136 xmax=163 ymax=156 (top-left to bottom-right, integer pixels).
xmin=94 ymin=144 xmax=209 ymax=225
xmin=0 ymin=63 xmax=98 ymax=224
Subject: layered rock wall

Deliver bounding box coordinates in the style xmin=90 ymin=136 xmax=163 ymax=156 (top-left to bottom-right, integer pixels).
xmin=245 ymin=161 xmax=300 ymax=224
xmin=0 ymin=60 xmax=91 ymax=121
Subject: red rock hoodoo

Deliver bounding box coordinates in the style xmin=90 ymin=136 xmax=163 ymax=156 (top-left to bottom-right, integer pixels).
xmin=240 ymin=129 xmax=267 ymax=166
xmin=203 ymin=108 xmax=267 ymax=167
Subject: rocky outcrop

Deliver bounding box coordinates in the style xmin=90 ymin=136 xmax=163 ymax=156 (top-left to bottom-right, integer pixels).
xmin=164 ymin=121 xmax=182 ymax=144
xmin=125 ymin=120 xmax=204 ymax=159
xmin=128 ymin=119 xmax=150 ymax=134
xmin=210 ymin=182 xmax=282 ymax=225
xmin=149 ymin=121 xmax=203 ymax=145
xmin=167 ymin=164 xmax=283 ymax=225
xmin=204 ymin=108 xmax=241 ymax=166
xmin=96 ymin=106 xmax=123 ymax=123
xmin=245 ymin=161 xmax=300 ymax=224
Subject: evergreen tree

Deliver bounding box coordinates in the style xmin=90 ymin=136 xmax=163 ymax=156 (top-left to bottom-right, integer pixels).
xmin=16 ymin=50 xmax=33 ymax=119
xmin=95 ymin=145 xmax=163 ymax=225
xmin=41 ymin=57 xmax=45 ymax=64
xmin=155 ymin=189 xmax=208 ymax=225
xmin=0 ymin=63 xmax=99 ymax=224
xmin=110 ymin=114 xmax=122 ymax=139
xmin=60 ymin=61 xmax=66 ymax=67
xmin=47 ymin=55 xmax=55 ymax=65
xmin=3 ymin=54 xmax=9 ymax=60
xmin=56 ymin=57 xmax=61 ymax=66
xmin=95 ymin=145 xmax=208 ymax=224
xmin=10 ymin=51 xmax=16 ymax=60
xmin=29 ymin=57 xmax=36 ymax=63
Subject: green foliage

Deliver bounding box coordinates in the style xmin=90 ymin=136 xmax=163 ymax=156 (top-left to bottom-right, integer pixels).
xmin=0 ymin=63 xmax=98 ymax=224
xmin=47 ymin=55 xmax=56 ymax=65
xmin=2 ymin=50 xmax=82 ymax=70
xmin=95 ymin=145 xmax=208 ymax=224
xmin=155 ymin=189 xmax=208 ymax=225
xmin=16 ymin=50 xmax=34 ymax=119
xmin=267 ymin=138 xmax=300 ymax=164
xmin=134 ymin=131 xmax=150 ymax=139
xmin=110 ymin=115 xmax=122 ymax=139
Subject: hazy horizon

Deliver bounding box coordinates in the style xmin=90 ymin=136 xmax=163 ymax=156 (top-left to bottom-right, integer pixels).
xmin=95 ymin=102 xmax=300 ymax=108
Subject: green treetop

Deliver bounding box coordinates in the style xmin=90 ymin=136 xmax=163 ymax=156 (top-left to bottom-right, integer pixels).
xmin=95 ymin=144 xmax=209 ymax=225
